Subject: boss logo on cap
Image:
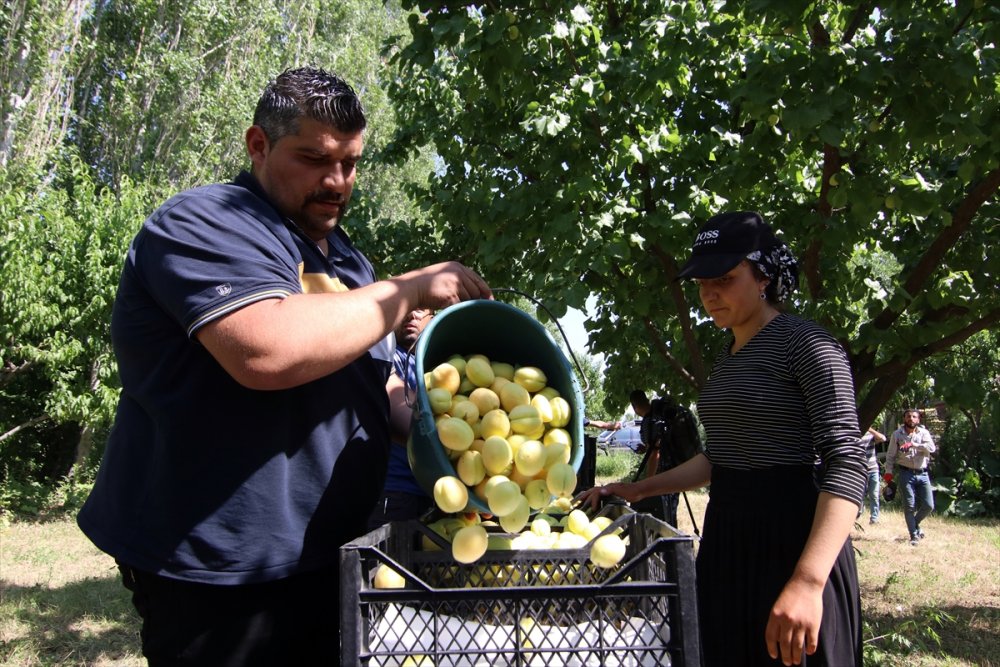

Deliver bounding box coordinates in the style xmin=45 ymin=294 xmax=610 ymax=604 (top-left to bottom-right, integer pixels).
xmin=694 ymin=229 xmax=720 ymax=246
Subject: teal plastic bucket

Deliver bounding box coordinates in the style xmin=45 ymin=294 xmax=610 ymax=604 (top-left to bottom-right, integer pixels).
xmin=407 ymin=300 xmax=585 ymax=513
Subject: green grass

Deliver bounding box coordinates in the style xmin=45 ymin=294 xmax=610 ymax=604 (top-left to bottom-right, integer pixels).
xmin=1 ymin=517 xmax=142 ymax=666
xmin=594 ymin=448 xmax=642 ymax=482
xmin=2 ymin=493 xmax=998 ymax=666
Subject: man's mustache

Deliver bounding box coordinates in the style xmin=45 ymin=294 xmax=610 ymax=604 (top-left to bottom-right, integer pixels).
xmin=306 ymin=190 xmax=345 ymax=205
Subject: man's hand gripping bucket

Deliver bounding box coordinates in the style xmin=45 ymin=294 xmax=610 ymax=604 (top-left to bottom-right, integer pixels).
xmin=406 ymin=298 xmax=586 ymax=514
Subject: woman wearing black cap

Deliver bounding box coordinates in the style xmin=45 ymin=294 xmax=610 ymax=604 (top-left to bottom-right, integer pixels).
xmin=579 ymin=211 xmax=866 ymax=666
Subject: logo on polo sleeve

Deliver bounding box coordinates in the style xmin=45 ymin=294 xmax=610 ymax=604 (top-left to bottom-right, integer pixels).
xmin=215 ymin=283 xmax=232 ymax=296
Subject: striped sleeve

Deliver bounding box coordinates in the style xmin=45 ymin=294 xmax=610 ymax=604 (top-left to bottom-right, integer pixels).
xmin=787 ymin=321 xmax=867 ymax=505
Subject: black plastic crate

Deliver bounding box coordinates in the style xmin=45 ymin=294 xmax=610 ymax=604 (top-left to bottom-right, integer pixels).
xmin=340 ymin=505 xmax=700 ymax=666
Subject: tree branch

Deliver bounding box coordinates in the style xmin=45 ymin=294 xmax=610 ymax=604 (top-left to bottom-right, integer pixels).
xmin=862 ymin=307 xmax=1000 ymax=386
xmin=609 ymin=259 xmax=703 ymax=389
xmin=0 ymin=414 xmax=50 ymax=444
xmin=808 ymin=20 xmax=831 ymax=49
xmin=871 ymin=166 xmax=1000 ymax=331
xmin=841 ymin=2 xmax=872 ymax=45
xmin=0 ymin=359 xmax=37 ymax=388
xmin=804 ymin=143 xmax=843 ymax=303
xmin=648 ymin=241 xmax=707 ymax=384
xmin=640 ymin=316 xmax=699 ymax=389
xmin=857 ymin=306 xmax=1000 ymax=425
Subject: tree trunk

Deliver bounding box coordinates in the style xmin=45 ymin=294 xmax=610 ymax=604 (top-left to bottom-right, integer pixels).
xmin=69 ymin=357 xmax=104 ymax=478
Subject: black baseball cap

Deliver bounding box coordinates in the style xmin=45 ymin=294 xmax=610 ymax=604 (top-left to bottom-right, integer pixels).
xmin=676 ymin=211 xmax=781 ymax=279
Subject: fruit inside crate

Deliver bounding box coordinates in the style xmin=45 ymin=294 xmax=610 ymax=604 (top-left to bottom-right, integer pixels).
xmin=340 ymin=504 xmax=701 ymax=667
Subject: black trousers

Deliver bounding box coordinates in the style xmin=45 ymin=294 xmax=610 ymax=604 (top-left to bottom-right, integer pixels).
xmin=118 ymin=562 xmax=340 ymax=667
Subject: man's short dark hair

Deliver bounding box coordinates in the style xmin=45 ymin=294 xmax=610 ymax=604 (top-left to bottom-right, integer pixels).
xmin=629 ymin=390 xmax=649 ymax=409
xmin=253 ymin=66 xmax=367 ymax=143
xmin=904 ymin=408 xmax=920 ymax=418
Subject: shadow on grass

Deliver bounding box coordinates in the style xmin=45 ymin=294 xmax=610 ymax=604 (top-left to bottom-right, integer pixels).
xmin=0 ymin=574 xmax=142 ymax=666
xmin=865 ymin=603 xmax=1000 ymax=666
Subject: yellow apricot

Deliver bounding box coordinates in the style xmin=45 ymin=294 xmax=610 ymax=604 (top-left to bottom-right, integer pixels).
xmin=513 ymin=439 xmax=546 ymax=477
xmin=438 ymin=417 xmax=474 ymax=452
xmin=456 ymin=450 xmax=486 ymax=486
xmin=480 ymin=409 xmax=511 ymax=439
xmin=498 ymin=496 xmax=531 ymax=533
xmin=524 ymin=479 xmax=552 ymax=510
xmin=429 ymin=362 xmax=461 ymax=395
xmin=452 ymin=525 xmax=489 ymax=564
xmin=433 ymin=475 xmax=469 ymax=513
xmin=491 ymin=361 xmax=515 ymax=380
xmin=509 ymin=404 xmax=542 ymax=435
xmin=549 ymin=396 xmax=571 ymax=428
xmin=468 ymin=387 xmax=500 ymax=415
xmin=451 ymin=400 xmax=480 ymax=425
xmin=487 ymin=480 xmax=523 ymax=517
xmin=428 ymin=387 xmax=453 ymax=414
xmin=546 ymin=462 xmax=577 ymax=498
xmin=543 ymin=427 xmax=572 ymax=448
xmin=590 ymin=534 xmax=627 ymax=568
xmin=481 ymin=436 xmax=513 ymax=475
xmin=499 ymin=382 xmax=530 ymax=412
xmin=373 ymin=564 xmax=406 ymax=589
xmin=531 ymin=394 xmax=553 ymax=423
xmin=513 ymin=366 xmax=547 ymax=393
xmin=465 ymin=357 xmax=495 ymax=387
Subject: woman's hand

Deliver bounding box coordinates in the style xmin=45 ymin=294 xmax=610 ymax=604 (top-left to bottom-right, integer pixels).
xmin=763 ymin=492 xmax=855 ymax=664
xmin=575 ymin=482 xmax=640 ymax=510
xmin=764 ymin=578 xmax=824 ymax=665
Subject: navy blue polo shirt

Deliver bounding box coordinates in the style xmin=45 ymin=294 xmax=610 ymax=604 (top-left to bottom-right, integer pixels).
xmin=78 ymin=172 xmax=393 ymax=585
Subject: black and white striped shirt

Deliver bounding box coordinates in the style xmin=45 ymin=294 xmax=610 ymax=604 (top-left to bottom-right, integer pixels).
xmin=697 ymin=313 xmax=867 ymax=505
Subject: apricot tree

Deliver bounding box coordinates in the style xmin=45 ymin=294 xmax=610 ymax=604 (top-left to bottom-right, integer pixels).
xmin=383 ymin=0 xmax=1000 ymax=427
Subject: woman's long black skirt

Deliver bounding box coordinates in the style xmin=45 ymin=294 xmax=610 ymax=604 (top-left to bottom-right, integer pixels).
xmin=695 ymin=465 xmax=863 ymax=666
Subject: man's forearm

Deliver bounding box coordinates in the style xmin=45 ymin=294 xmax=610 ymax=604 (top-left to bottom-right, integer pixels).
xmin=197 ymin=261 xmax=491 ymax=390
xmin=197 ymin=283 xmax=411 ymax=390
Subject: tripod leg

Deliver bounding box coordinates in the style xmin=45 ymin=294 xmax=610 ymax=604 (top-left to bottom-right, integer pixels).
xmin=682 ymin=491 xmax=700 ymax=537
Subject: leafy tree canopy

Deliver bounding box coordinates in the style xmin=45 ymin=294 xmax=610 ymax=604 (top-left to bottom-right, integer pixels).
xmin=384 ymin=0 xmax=1000 ymax=426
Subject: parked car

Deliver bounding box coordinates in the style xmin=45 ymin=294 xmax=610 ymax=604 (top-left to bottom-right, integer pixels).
xmin=597 ymin=420 xmax=643 ymax=453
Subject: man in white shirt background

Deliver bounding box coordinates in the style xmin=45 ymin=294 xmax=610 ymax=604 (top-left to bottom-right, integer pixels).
xmin=884 ymin=409 xmax=937 ymax=546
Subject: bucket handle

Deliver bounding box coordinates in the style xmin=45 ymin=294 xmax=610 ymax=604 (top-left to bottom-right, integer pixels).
xmin=492 ymin=287 xmax=591 ymax=395
xmin=400 ymin=291 xmax=591 ymax=408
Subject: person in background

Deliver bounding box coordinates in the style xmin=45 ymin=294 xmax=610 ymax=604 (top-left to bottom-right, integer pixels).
xmin=580 ymin=211 xmax=866 ymax=666
xmin=629 ymin=389 xmax=680 ymax=524
xmin=629 ymin=390 xmax=657 ymax=475
xmin=884 ymin=409 xmax=937 ymax=546
xmin=76 ymin=67 xmax=491 ymax=666
xmin=859 ymin=426 xmax=887 ymax=525
xmin=584 ymin=417 xmax=621 ymax=431
xmin=368 ymin=308 xmax=435 ymax=530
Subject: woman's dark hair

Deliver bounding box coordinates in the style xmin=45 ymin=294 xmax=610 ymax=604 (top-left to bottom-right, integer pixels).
xmin=253 ymin=66 xmax=366 ymax=142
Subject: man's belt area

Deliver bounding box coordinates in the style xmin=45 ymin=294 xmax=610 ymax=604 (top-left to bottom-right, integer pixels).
xmin=899 ymin=464 xmax=930 ymax=473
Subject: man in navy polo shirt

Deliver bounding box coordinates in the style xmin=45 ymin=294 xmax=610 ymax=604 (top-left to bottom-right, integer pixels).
xmin=77 ymin=67 xmax=491 ymax=666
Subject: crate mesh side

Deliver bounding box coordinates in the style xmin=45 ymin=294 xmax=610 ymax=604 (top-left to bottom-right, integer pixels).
xmin=363 ymin=593 xmax=674 ymax=667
